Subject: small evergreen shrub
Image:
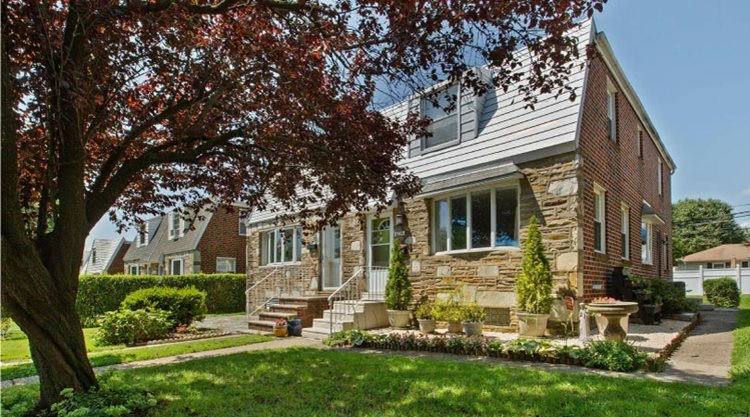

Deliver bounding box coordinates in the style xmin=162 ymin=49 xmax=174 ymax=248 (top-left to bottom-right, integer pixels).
xmin=96 ymin=308 xmax=174 ymax=346
xmin=515 ymin=215 xmax=553 ymax=314
xmin=704 ymin=277 xmax=740 ymax=308
xmin=384 ymin=244 xmax=412 ymax=311
xmin=121 ymin=287 xmax=207 ymax=326
xmin=581 ymin=340 xmax=648 ymax=372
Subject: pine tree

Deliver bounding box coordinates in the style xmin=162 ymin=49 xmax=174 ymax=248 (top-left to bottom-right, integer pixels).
xmin=385 ymin=243 xmax=412 ymax=311
xmin=515 ymin=215 xmax=553 ymax=314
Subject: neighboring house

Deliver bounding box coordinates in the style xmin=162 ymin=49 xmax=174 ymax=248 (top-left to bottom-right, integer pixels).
xmin=676 ymin=243 xmax=750 ymax=270
xmin=244 ymin=19 xmax=675 ymax=335
xmin=80 ymin=238 xmax=131 ymax=275
xmin=123 ymin=205 xmax=248 ymax=275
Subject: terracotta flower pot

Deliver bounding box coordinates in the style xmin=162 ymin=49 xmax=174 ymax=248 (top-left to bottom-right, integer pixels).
xmin=273 ymin=326 xmax=288 ymax=337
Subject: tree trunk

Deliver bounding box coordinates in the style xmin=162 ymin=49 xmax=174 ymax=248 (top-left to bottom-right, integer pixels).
xmin=1 ymin=236 xmax=97 ymax=410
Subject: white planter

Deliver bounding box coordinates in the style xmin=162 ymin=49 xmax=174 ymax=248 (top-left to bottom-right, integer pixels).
xmin=517 ymin=312 xmax=550 ymax=337
xmin=417 ymin=319 xmax=436 ymax=334
xmin=462 ymin=321 xmax=483 ymax=337
xmin=387 ymin=310 xmax=411 ymax=328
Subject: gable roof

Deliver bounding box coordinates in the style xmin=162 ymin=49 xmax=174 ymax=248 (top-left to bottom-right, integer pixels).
xmin=681 ymin=244 xmax=750 ymax=263
xmin=80 ymin=238 xmax=128 ymax=275
xmin=122 ymin=207 xmax=215 ymax=264
xmin=123 ymin=216 xmax=164 ymax=263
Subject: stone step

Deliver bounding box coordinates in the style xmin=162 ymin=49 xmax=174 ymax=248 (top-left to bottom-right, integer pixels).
xmin=259 ymin=311 xmax=295 ymax=320
xmin=269 ymin=303 xmax=307 ymax=311
xmin=312 ymin=318 xmax=353 ymax=332
xmin=301 ymin=327 xmax=331 ymax=340
xmin=247 ymin=319 xmax=275 ymax=332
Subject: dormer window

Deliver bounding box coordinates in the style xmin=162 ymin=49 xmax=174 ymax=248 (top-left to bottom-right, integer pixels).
xmin=421 ymin=84 xmax=459 ymax=150
xmin=168 ymin=212 xmax=185 ymax=240
xmin=137 ymin=223 xmax=149 ymax=247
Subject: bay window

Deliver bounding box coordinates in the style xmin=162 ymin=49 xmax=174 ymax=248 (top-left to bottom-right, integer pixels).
xmin=261 ymin=227 xmax=302 ymax=265
xmin=433 ymin=186 xmax=518 ymax=253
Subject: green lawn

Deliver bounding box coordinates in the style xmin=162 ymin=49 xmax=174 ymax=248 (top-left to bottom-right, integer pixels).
xmin=1 ymin=334 xmax=271 ymax=381
xmin=1 ymin=328 xmax=122 ymax=363
xmin=2 ymin=297 xmax=749 ymax=417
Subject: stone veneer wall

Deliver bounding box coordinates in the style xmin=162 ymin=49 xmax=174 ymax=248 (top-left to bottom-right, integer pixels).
xmin=400 ymin=152 xmax=583 ymax=327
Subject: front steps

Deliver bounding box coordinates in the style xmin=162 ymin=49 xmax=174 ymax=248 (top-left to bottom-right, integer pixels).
xmin=302 ymin=298 xmax=389 ymax=339
xmin=247 ymin=295 xmax=328 ymax=332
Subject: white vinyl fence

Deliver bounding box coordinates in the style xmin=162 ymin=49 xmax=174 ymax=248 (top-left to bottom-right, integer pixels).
xmin=672 ymin=266 xmax=750 ymax=296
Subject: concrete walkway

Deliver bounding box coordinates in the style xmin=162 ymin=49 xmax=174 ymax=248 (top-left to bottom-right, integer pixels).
xmin=658 ymin=309 xmax=738 ymax=386
xmin=1 ymin=337 xmax=323 ymax=389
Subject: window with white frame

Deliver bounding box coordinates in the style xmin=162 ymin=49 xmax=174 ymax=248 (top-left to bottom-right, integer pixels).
xmin=421 ymin=84 xmax=459 ymax=149
xmin=261 ymin=227 xmax=303 ymax=265
xmin=657 ymin=159 xmax=664 ymax=197
xmin=216 ymin=257 xmax=237 ymax=273
xmin=607 ymin=79 xmax=617 ymax=141
xmin=168 ymin=212 xmax=185 ymax=240
xmin=641 ymin=222 xmax=653 ymax=265
xmin=128 ymin=264 xmax=140 ymax=275
xmin=170 ymin=258 xmax=183 ymax=275
xmin=710 ymin=262 xmax=729 ymax=269
xmin=742 ymin=261 xmax=749 ymax=268
xmin=137 ymin=223 xmax=149 ymax=247
xmin=238 ymin=211 xmax=249 ymax=236
xmin=593 ymin=185 xmax=606 ymax=253
xmin=621 ymin=204 xmax=629 ymax=259
xmin=432 ymin=186 xmax=518 ymax=253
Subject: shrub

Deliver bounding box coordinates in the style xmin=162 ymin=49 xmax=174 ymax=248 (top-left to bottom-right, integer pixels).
xmin=384 ymin=244 xmax=412 ymax=311
xmin=324 ymin=330 xmax=374 ymax=347
xmin=704 ymin=277 xmax=740 ymax=308
xmin=515 ymin=215 xmax=553 ymax=314
xmin=121 ymin=287 xmax=207 ymax=326
xmin=648 ymin=278 xmax=697 ymax=314
xmin=432 ymin=288 xmax=463 ymax=322
xmin=581 ymin=340 xmax=648 ymax=372
xmin=43 ymin=385 xmax=156 ymax=417
xmin=77 ymin=274 xmax=245 ymax=327
xmin=460 ymin=302 xmax=486 ymax=323
xmin=96 ymin=308 xmax=174 ymax=346
xmin=414 ymin=300 xmax=434 ymax=320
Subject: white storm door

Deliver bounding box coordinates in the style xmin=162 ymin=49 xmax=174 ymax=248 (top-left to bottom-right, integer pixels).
xmin=322 ymin=225 xmax=342 ymax=289
xmin=367 ymin=215 xmax=392 ymax=297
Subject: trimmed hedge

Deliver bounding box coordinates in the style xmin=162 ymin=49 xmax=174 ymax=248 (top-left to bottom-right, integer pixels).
xmin=77 ymin=274 xmax=245 ymax=327
xmin=122 ymin=287 xmax=207 ymax=326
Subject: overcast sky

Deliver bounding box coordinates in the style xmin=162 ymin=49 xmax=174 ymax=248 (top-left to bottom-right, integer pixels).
xmin=85 ymin=0 xmax=750 ymax=247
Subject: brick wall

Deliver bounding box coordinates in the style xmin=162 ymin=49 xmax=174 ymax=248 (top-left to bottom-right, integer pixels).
xmin=106 ymin=242 xmax=130 ymax=274
xmin=197 ymin=208 xmax=247 ymax=274
xmin=578 ymin=55 xmax=673 ymax=301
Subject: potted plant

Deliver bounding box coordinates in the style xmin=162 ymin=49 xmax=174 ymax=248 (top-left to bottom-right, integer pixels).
xmin=273 ymin=318 xmax=288 ymax=337
xmin=461 ymin=303 xmax=485 ymax=337
xmin=414 ymin=301 xmax=436 ymax=334
xmin=286 ymin=316 xmax=303 ymax=336
xmin=515 ymin=215 xmax=553 ymax=337
xmin=385 ymin=243 xmax=412 ymax=328
xmin=434 ymin=288 xmax=464 ymax=333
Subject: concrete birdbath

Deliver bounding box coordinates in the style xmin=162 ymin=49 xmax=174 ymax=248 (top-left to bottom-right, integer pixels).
xmin=586 ymin=300 xmax=639 ymax=341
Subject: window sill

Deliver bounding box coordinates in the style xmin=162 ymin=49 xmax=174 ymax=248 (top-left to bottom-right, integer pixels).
xmin=433 ymin=246 xmax=520 ymax=256
xmin=420 ymin=138 xmax=460 ymax=155
xmin=594 ymin=249 xmax=606 ymax=255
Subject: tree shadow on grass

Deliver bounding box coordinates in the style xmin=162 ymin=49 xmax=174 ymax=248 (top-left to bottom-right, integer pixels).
xmin=98 ymin=347 xmax=749 ymax=417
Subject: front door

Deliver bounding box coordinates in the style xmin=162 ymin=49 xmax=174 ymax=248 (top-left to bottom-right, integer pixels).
xmin=368 ymin=215 xmax=392 ymax=298
xmin=321 ymin=225 xmax=342 ymax=289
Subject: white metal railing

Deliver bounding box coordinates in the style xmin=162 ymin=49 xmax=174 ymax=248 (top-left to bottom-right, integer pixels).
xmin=327 ymin=266 xmax=388 ymax=333
xmin=245 ymin=266 xmax=315 ymax=318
